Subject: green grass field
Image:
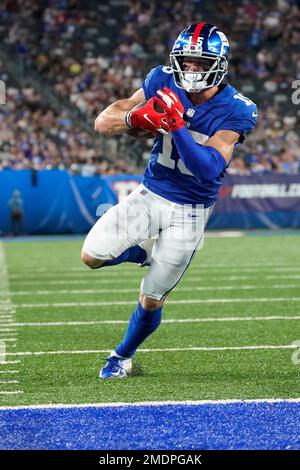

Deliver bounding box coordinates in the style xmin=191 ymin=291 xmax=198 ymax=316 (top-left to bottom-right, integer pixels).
xmin=0 ymin=234 xmax=300 ymax=407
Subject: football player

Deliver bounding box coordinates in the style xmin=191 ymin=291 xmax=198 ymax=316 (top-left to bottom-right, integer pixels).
xmin=81 ymin=22 xmax=257 ymax=379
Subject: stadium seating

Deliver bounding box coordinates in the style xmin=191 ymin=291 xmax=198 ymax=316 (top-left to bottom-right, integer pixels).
xmin=0 ymin=0 xmax=299 ymax=174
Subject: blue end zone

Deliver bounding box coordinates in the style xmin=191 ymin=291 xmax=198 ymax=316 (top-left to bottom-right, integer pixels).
xmin=0 ymin=402 xmax=299 ymax=450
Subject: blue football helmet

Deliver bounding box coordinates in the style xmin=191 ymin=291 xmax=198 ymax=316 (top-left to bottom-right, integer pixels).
xmin=170 ymin=22 xmax=230 ymax=93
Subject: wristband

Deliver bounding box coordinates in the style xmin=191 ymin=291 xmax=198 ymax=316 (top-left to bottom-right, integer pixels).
xmin=125 ymin=111 xmax=132 ymax=129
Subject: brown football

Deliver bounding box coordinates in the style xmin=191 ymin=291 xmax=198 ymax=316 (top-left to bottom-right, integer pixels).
xmin=126 ymin=99 xmax=165 ymax=139
xmin=126 ymin=127 xmax=154 ymax=139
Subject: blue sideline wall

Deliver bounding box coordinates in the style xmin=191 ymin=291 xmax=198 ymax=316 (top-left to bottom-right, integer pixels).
xmin=0 ymin=170 xmax=299 ymax=234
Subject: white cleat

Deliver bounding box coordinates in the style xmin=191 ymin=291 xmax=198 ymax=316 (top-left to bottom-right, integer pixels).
xmin=99 ymin=353 xmax=132 ymax=380
xmin=138 ymin=238 xmax=156 ymax=267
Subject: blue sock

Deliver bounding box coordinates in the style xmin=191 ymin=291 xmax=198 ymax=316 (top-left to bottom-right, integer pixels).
xmin=115 ymin=302 xmax=162 ymax=358
xmin=103 ymin=245 xmax=146 ymax=267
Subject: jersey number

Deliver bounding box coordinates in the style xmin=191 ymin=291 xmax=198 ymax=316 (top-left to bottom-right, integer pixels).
xmin=233 ymin=93 xmax=254 ymax=107
xmin=157 ymin=131 xmax=209 ymax=175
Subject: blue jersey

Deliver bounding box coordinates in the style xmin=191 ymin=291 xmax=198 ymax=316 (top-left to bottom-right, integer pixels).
xmin=142 ymin=65 xmax=257 ymax=206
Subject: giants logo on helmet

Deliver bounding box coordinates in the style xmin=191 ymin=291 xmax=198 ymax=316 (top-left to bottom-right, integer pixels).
xmin=217 ymin=31 xmax=229 ymax=56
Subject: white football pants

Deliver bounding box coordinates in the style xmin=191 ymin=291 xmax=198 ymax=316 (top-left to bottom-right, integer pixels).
xmin=82 ymin=184 xmax=214 ymax=300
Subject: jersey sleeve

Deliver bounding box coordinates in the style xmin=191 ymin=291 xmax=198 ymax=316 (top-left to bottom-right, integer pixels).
xmin=142 ymin=66 xmax=164 ymax=99
xmin=217 ymin=100 xmax=258 ymax=144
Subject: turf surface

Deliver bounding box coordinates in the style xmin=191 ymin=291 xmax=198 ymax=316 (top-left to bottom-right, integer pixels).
xmin=0 ymin=235 xmax=300 ymax=408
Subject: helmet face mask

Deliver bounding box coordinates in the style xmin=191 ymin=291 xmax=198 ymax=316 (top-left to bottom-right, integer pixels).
xmin=170 ymin=23 xmax=230 ymax=93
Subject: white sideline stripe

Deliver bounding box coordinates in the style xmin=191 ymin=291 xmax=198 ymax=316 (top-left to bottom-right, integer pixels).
xmin=0 ymin=338 xmax=17 ymax=341
xmin=8 ymin=274 xmax=300 ymax=286
xmin=1 ymin=397 xmax=300 ymax=411
xmin=2 ymin=284 xmax=299 ymax=297
xmin=11 ymin=297 xmax=300 ymax=308
xmin=1 ymin=316 xmax=300 ymax=328
xmin=0 ymin=243 xmax=21 ymax=382
xmin=2 ymin=344 xmax=297 ymax=357
xmin=0 ymin=391 xmax=23 ymax=395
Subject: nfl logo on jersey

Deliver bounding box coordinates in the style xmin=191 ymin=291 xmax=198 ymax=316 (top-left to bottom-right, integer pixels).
xmin=187 ymin=108 xmax=195 ymax=117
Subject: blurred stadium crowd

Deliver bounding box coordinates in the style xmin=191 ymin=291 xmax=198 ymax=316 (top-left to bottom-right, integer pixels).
xmin=0 ymin=0 xmax=299 ymax=175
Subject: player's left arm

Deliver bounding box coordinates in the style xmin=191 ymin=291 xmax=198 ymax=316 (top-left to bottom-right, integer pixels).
xmin=171 ymin=127 xmax=238 ymax=181
xmin=157 ymin=87 xmax=243 ymax=181
xmin=203 ymin=130 xmax=240 ymax=164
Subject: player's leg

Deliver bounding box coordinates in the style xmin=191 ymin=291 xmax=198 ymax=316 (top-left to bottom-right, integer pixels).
xmin=99 ymin=294 xmax=164 ymax=379
xmin=106 ymin=204 xmax=213 ymax=371
xmin=99 ymin=229 xmax=196 ymax=380
xmin=81 ymin=186 xmax=157 ymax=269
xmin=99 ymin=190 xmax=172 ymax=379
xmin=100 ymin=204 xmax=213 ymax=379
xmin=141 ymin=203 xmax=212 ymax=296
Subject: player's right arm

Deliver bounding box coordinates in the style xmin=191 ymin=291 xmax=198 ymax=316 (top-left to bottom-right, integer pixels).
xmin=94 ymin=88 xmax=146 ymax=136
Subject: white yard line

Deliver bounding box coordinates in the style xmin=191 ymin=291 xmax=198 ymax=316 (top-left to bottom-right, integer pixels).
xmin=2 ymin=361 xmax=20 ymax=364
xmin=0 ymin=333 xmax=18 ymax=337
xmin=7 ymin=274 xmax=300 ymax=286
xmin=0 ymin=380 xmax=19 ymax=384
xmin=6 ymin=267 xmax=300 ymax=279
xmin=10 ymin=297 xmax=300 ymax=309
xmin=0 ymin=371 xmax=19 ymax=374
xmin=0 ymin=338 xmax=17 ymax=342
xmin=12 ymin=262 xmax=300 ymax=273
xmin=2 ymin=344 xmax=297 ymax=357
xmin=1 ymin=284 xmax=299 ymax=297
xmin=1 ymin=397 xmax=300 ymax=411
xmin=1 ymin=316 xmax=300 ymax=328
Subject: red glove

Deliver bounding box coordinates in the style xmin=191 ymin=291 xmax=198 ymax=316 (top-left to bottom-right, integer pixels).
xmin=125 ymin=97 xmax=169 ymax=136
xmin=156 ymin=87 xmax=185 ymax=131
